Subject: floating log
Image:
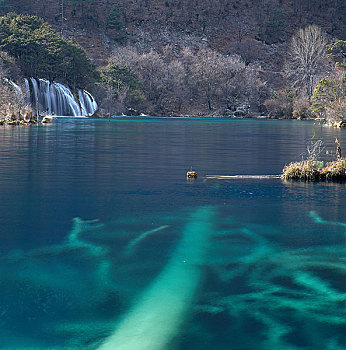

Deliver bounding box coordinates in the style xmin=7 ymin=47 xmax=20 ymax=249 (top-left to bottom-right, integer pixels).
xmin=205 ymin=175 xmax=281 ymax=180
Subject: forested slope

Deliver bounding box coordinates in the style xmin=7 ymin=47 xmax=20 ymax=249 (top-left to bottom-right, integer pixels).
xmin=0 ymin=1 xmax=344 ymax=118
xmin=5 ymin=0 xmax=345 ymax=63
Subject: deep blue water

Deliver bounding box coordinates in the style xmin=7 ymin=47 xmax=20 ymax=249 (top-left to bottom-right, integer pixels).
xmin=0 ymin=117 xmax=345 ymax=349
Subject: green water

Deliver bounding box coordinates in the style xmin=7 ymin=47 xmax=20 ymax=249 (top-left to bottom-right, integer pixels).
xmin=0 ymin=117 xmax=345 ymax=349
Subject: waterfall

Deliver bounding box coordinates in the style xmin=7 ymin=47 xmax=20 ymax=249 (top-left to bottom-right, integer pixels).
xmin=3 ymin=78 xmax=23 ymax=94
xmin=24 ymin=78 xmax=30 ymax=104
xmin=25 ymin=78 xmax=98 ymax=117
xmin=30 ymin=78 xmax=39 ymax=112
xmin=3 ymin=78 xmax=27 ymax=104
xmin=78 ymin=89 xmax=98 ymax=117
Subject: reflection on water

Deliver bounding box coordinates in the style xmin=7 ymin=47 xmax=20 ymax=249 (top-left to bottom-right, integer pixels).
xmin=0 ymin=118 xmax=345 ymax=349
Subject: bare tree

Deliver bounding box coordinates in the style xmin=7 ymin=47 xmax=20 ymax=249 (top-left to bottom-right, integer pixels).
xmin=284 ymin=25 xmax=328 ymax=97
xmin=137 ymin=50 xmax=167 ymax=106
xmin=111 ymin=47 xmax=169 ymax=113
xmin=111 ymin=46 xmax=141 ymax=69
xmin=166 ymin=60 xmax=188 ymax=112
xmin=110 ymin=45 xmax=267 ymax=115
xmin=189 ymin=49 xmax=226 ymax=110
xmin=218 ymin=55 xmax=245 ymax=108
xmin=244 ymin=66 xmax=269 ymax=113
xmin=233 ymin=14 xmax=252 ymax=47
xmin=189 ymin=50 xmax=257 ymax=112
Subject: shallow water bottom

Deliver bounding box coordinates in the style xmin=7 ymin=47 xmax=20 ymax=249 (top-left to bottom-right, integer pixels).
xmin=0 ymin=118 xmax=345 ymax=349
xmin=0 ymin=205 xmax=345 ymax=350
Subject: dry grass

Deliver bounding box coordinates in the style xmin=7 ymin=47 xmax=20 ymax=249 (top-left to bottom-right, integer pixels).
xmin=320 ymin=158 xmax=346 ymax=180
xmin=282 ymin=158 xmax=346 ymax=181
xmin=281 ymin=161 xmax=320 ymax=180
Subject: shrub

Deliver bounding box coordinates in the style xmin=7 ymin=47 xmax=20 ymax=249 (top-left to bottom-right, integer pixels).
xmin=292 ymin=96 xmax=314 ymax=119
xmin=264 ymin=89 xmax=294 ymax=117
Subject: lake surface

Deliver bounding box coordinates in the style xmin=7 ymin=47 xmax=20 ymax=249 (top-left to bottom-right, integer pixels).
xmin=0 ymin=117 xmax=345 ymax=349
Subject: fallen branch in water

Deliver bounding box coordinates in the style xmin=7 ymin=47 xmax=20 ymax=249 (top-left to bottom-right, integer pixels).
xmin=205 ymin=175 xmax=281 ymax=180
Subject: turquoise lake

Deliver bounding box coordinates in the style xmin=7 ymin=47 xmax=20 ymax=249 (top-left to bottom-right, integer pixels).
xmin=0 ymin=117 xmax=345 ymax=349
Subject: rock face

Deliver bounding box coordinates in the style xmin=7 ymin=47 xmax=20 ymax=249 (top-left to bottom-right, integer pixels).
xmin=7 ymin=0 xmax=346 ymax=65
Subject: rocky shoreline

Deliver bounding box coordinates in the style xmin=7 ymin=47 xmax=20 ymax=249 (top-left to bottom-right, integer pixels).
xmin=0 ymin=111 xmax=52 ymax=126
xmin=2 ymin=108 xmax=345 ymax=128
xmin=92 ymin=110 xmax=346 ymax=127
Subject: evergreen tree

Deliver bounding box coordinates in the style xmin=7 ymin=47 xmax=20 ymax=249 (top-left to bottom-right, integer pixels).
xmin=100 ymin=63 xmax=141 ymax=94
xmin=0 ymin=13 xmax=96 ymax=87
xmin=311 ymin=40 xmax=345 ymax=121
xmin=99 ymin=62 xmax=144 ymax=114
xmin=311 ymin=74 xmax=345 ymax=121
xmin=106 ymin=5 xmax=125 ymax=41
xmin=327 ymin=40 xmax=346 ymax=70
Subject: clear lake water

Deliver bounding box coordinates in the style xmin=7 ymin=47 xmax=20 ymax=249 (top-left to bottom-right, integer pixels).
xmin=0 ymin=117 xmax=345 ymax=349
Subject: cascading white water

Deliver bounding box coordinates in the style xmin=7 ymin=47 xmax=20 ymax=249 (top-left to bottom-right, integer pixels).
xmin=24 ymin=78 xmax=30 ymax=104
xmin=3 ymin=78 xmax=23 ymax=95
xmin=3 ymin=78 xmax=26 ymax=104
xmin=78 ymin=89 xmax=98 ymax=117
xmin=38 ymin=79 xmax=52 ymax=115
xmin=25 ymin=78 xmax=98 ymax=116
xmin=51 ymin=82 xmax=82 ymax=116
xmin=30 ymin=78 xmax=39 ymax=109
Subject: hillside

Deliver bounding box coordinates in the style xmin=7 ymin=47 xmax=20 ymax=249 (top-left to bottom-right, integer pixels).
xmin=6 ymin=0 xmax=346 ymax=67
xmin=1 ymin=0 xmax=345 ymax=118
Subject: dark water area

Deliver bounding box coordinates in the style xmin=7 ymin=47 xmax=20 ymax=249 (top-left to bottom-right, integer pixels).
xmin=0 ymin=117 xmax=345 ymax=349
